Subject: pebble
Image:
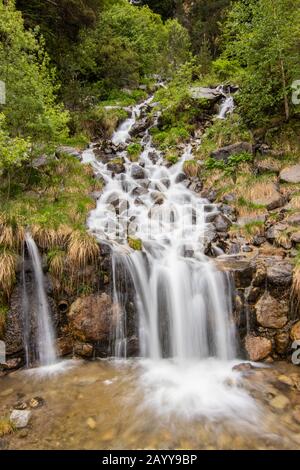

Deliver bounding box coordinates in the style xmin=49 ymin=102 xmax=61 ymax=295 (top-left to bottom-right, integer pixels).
xmin=10 ymin=410 xmax=32 ymax=429
xmin=86 ymin=417 xmax=97 ymax=430
xmin=29 ymin=397 xmax=45 ymax=409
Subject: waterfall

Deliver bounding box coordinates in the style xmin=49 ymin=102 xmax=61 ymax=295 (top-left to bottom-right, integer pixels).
xmin=84 ymin=97 xmax=236 ymax=363
xmin=24 ymin=233 xmax=57 ymax=367
xmin=217 ymin=86 xmax=235 ymax=119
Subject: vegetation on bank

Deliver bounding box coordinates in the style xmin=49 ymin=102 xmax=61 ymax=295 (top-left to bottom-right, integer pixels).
xmin=0 ymin=0 xmax=300 ymax=332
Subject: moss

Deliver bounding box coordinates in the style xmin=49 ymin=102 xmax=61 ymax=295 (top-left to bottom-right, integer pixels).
xmin=165 ymin=153 xmax=179 ymax=165
xmin=127 ymin=143 xmax=142 ymax=161
xmin=128 ymin=237 xmax=142 ymax=251
xmin=0 ymin=303 xmax=8 ymax=340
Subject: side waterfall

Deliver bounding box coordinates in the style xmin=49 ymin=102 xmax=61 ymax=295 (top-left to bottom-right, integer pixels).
xmin=23 ymin=233 xmax=57 ymax=367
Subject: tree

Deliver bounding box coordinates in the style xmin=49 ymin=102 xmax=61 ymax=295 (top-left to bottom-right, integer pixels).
xmin=0 ymin=0 xmax=69 ymax=141
xmin=222 ymin=0 xmax=300 ymax=125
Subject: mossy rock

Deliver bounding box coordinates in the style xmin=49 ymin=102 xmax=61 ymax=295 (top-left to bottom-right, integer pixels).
xmin=127 ymin=143 xmax=142 ymax=162
xmin=128 ymin=237 xmax=143 ymax=251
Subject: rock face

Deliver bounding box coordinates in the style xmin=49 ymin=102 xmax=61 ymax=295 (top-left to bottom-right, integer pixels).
xmin=290 ymin=321 xmax=300 ymax=341
xmin=189 ymin=86 xmax=222 ymax=100
xmin=68 ymin=293 xmax=117 ymax=343
xmin=280 ymin=164 xmax=300 ymax=183
xmin=245 ymin=335 xmax=272 ymax=361
xmin=3 ymin=286 xmax=24 ymax=356
xmin=255 ymin=292 xmax=288 ymax=328
xmin=211 ymin=142 xmax=253 ymax=162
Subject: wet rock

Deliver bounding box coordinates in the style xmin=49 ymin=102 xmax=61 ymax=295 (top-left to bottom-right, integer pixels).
xmin=269 ymin=394 xmax=290 ymax=411
xmin=175 ymin=172 xmax=187 ymax=184
xmin=290 ymin=321 xmax=300 ymax=341
xmin=131 ymin=186 xmax=148 ymax=197
xmin=216 ymin=256 xmax=255 ymax=288
xmin=211 ymin=142 xmax=253 ymax=163
xmin=56 ymin=336 xmax=73 ymax=357
xmin=201 ymin=188 xmax=217 ymax=202
xmin=245 ymin=335 xmax=272 ymax=361
xmin=10 ymin=410 xmax=32 ymax=429
xmin=4 ymin=286 xmax=24 ymax=355
xmin=131 ymin=117 xmax=151 ymax=137
xmin=222 ymin=193 xmax=236 ymax=204
xmin=189 ymin=86 xmax=223 ymax=100
xmin=232 ymin=362 xmax=255 ymax=373
xmin=3 ymin=358 xmax=23 ymax=370
xmin=213 ymin=214 xmax=232 ymax=232
xmin=107 ymin=158 xmax=125 ymax=174
xmin=68 ymin=293 xmax=118 ymax=343
xmin=29 ymin=397 xmax=45 ymax=409
xmin=188 ymin=179 xmax=203 ymax=194
xmin=150 ymin=191 xmax=165 ymax=205
xmin=275 ymin=332 xmax=290 ymax=355
xmin=73 ymin=342 xmax=93 ymax=358
xmin=280 ymin=164 xmax=300 ymax=184
xmin=131 ymin=164 xmax=146 ymax=179
xmin=255 ymin=292 xmax=288 ymax=328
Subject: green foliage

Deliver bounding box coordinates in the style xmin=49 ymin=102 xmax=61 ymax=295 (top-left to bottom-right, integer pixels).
xmin=127 ymin=143 xmax=142 ymax=161
xmin=0 ymin=1 xmax=69 ymax=142
xmin=0 ymin=114 xmax=30 ymax=174
xmin=205 ymin=152 xmax=253 ymax=182
xmin=221 ymin=0 xmax=300 ymax=125
xmin=151 ymin=126 xmax=190 ymax=150
xmin=128 ymin=237 xmax=142 ymax=251
xmin=165 ymin=153 xmax=179 ymax=165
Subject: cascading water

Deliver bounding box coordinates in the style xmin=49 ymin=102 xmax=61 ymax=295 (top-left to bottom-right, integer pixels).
xmin=82 ymin=95 xmax=258 ymax=421
xmin=24 ymin=233 xmax=57 ymax=367
xmin=217 ymin=85 xmax=235 ymax=119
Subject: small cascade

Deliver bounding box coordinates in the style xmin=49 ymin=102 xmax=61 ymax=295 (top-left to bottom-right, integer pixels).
xmin=84 ymin=95 xmax=236 ymax=362
xmin=217 ymin=85 xmax=235 ymax=119
xmin=23 ymin=233 xmax=57 ymax=367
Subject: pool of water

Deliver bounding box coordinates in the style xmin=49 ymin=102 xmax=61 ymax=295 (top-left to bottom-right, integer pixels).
xmin=1 ymin=359 xmax=300 ymax=450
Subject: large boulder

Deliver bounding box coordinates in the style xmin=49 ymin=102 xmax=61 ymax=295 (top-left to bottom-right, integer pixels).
xmin=107 ymin=158 xmax=125 ymax=174
xmin=245 ymin=335 xmax=272 ymax=361
xmin=56 ymin=145 xmax=81 ymax=159
xmin=255 ymin=291 xmax=288 ymax=328
xmin=266 ymin=261 xmax=293 ymax=289
xmin=216 ymin=255 xmax=255 ymax=288
xmin=280 ymin=164 xmax=300 ymax=184
xmin=68 ymin=293 xmax=118 ymax=343
xmin=211 ymin=142 xmax=253 ymax=162
xmin=250 ymin=183 xmax=285 ymax=210
xmin=189 ymin=86 xmax=222 ymax=101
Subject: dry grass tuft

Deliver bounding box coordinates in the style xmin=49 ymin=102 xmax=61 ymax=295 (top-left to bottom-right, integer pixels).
xmin=0 ymin=214 xmax=25 ymax=251
xmin=0 ymin=249 xmax=17 ymax=299
xmin=291 ymin=265 xmax=300 ymax=318
xmin=183 ymin=160 xmax=201 ymax=178
xmin=67 ymin=231 xmax=99 ymax=270
xmin=32 ymin=225 xmax=72 ymax=250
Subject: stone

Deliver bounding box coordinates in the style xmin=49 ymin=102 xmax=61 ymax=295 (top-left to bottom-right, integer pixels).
xmin=189 ymin=86 xmax=222 ymax=101
xmin=56 ymin=145 xmax=81 ymax=159
xmin=213 ymin=214 xmax=232 ymax=232
xmin=275 ymin=332 xmax=290 ymax=355
xmin=255 ymin=292 xmax=288 ymax=329
xmin=3 ymin=358 xmax=22 ymax=370
xmin=255 ymin=159 xmax=280 ymax=175
xmin=29 ymin=397 xmax=45 ymax=409
xmin=175 ymin=172 xmax=187 ymax=184
xmin=216 ymin=255 xmax=255 ymax=288
xmin=211 ymin=142 xmax=253 ymax=163
xmin=86 ymin=417 xmax=97 ymax=430
xmin=286 ymin=213 xmax=300 ymax=226
xmin=291 ymin=231 xmax=300 ymax=244
xmin=245 ymin=335 xmax=272 ymax=361
xmin=266 ymin=261 xmax=293 ymax=289
xmin=131 ymin=164 xmax=146 ymax=179
xmin=73 ymin=342 xmax=93 ymax=358
xmin=232 ymin=362 xmax=255 ymax=373
xmin=269 ymin=394 xmax=290 ymax=411
xmin=56 ymin=336 xmax=73 ymax=357
xmin=250 ymin=183 xmax=285 ymax=211
xmin=68 ymin=293 xmax=118 ymax=343
xmin=150 ymin=191 xmax=165 ymax=205
xmin=290 ymin=321 xmax=300 ymax=341
xmin=107 ymin=158 xmax=125 ymax=174
xmin=280 ymin=164 xmax=300 ymax=184
xmin=10 ymin=410 xmax=32 ymax=429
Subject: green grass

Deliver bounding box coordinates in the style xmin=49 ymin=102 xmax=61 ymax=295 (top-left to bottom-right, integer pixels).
xmin=127 ymin=143 xmax=142 ymax=161
xmin=128 ymin=237 xmax=142 ymax=251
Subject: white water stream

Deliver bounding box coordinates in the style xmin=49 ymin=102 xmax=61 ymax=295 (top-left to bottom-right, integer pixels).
xmin=82 ymin=96 xmax=258 ymax=421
